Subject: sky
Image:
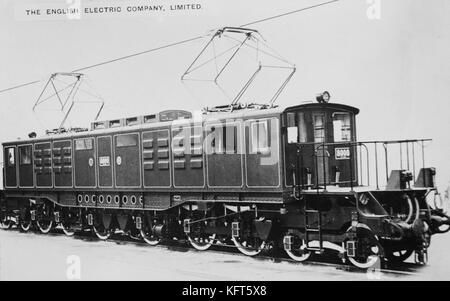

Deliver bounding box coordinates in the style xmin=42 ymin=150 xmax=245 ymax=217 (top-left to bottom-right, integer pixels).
xmin=0 ymin=0 xmax=449 ymax=191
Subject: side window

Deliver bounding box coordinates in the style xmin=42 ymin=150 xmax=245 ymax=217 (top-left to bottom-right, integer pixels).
xmin=210 ymin=126 xmax=224 ymax=154
xmin=250 ymin=120 xmax=270 ymax=154
xmin=286 ymin=112 xmax=307 ymax=144
xmin=19 ymin=146 xmax=32 ymax=165
xmin=333 ymin=113 xmax=351 ymax=142
xmin=75 ymin=138 xmax=94 ymax=150
xmin=313 ymin=114 xmax=325 ymax=143
xmin=6 ymin=148 xmax=15 ymax=166
xmin=209 ymin=125 xmax=238 ymax=154
xmin=298 ymin=112 xmax=307 ymax=143
xmin=116 ymin=134 xmax=137 ymax=147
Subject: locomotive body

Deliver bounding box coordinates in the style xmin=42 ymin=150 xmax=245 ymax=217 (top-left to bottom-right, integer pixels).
xmin=1 ymin=100 xmax=449 ymax=268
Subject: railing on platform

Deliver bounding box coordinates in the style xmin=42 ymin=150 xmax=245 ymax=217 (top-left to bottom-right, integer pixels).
xmin=294 ymin=139 xmax=432 ymax=192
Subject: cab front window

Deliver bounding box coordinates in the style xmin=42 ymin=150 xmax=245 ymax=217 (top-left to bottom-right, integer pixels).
xmin=333 ymin=113 xmax=351 ymax=142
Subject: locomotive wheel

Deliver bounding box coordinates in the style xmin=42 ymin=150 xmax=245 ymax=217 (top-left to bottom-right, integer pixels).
xmin=140 ymin=216 xmax=161 ymax=246
xmin=37 ymin=220 xmax=53 ymax=234
xmin=386 ymin=249 xmax=414 ymax=263
xmin=36 ymin=202 xmax=54 ymax=234
xmin=93 ymin=225 xmax=113 ymax=240
xmin=346 ymin=226 xmax=382 ymax=269
xmin=61 ymin=223 xmax=75 ymax=236
xmin=188 ymin=233 xmax=216 ymax=251
xmin=0 ymin=219 xmax=13 ymax=230
xmin=140 ymin=228 xmax=161 ymax=246
xmin=232 ymin=236 xmax=265 ymax=256
xmin=284 ymin=237 xmax=311 ymax=262
xmin=20 ymin=220 xmax=32 ymax=232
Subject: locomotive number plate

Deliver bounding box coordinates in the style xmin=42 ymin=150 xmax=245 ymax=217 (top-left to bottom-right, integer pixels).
xmin=335 ymin=147 xmax=350 ymax=160
xmin=99 ymin=156 xmax=110 ymax=167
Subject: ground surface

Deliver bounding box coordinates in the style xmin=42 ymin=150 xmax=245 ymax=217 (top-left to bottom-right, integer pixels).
xmin=0 ymin=228 xmax=449 ymax=281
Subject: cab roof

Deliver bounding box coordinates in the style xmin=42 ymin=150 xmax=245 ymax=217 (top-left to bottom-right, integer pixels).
xmin=284 ymin=102 xmax=360 ymax=115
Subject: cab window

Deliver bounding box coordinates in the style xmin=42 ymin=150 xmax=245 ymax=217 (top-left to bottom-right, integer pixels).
xmin=19 ymin=146 xmax=32 ymax=165
xmin=116 ymin=134 xmax=137 ymax=147
xmin=286 ymin=112 xmax=307 ymax=143
xmin=333 ymin=113 xmax=351 ymax=142
xmin=313 ymin=114 xmax=325 ymax=143
xmin=6 ymin=148 xmax=15 ymax=166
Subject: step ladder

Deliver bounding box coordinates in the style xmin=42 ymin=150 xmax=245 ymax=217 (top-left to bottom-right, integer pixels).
xmin=304 ymin=201 xmax=324 ymax=253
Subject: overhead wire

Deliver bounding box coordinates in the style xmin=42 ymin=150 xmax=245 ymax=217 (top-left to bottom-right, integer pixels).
xmin=0 ymin=0 xmax=341 ymax=94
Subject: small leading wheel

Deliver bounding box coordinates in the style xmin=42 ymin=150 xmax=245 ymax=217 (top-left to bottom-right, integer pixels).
xmin=284 ymin=235 xmax=311 ymax=262
xmin=37 ymin=219 xmax=53 ymax=234
xmin=232 ymin=236 xmax=265 ymax=256
xmin=93 ymin=224 xmax=113 ymax=240
xmin=188 ymin=233 xmax=216 ymax=251
xmin=346 ymin=226 xmax=383 ymax=269
xmin=386 ymin=249 xmax=414 ymax=263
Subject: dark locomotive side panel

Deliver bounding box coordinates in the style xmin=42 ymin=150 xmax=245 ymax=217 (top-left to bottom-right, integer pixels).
xmin=172 ymin=125 xmax=205 ymax=188
xmin=142 ymin=129 xmax=171 ymax=188
xmin=53 ymin=140 xmax=72 ymax=188
xmin=97 ymin=136 xmax=113 ymax=188
xmin=245 ymin=118 xmax=281 ymax=188
xmin=205 ymin=122 xmax=243 ymax=187
xmin=34 ymin=142 xmax=52 ymax=188
xmin=18 ymin=144 xmax=33 ymax=187
xmin=3 ymin=146 xmax=17 ymax=188
xmin=114 ymin=133 xmax=141 ymax=188
xmin=74 ymin=137 xmax=96 ymax=188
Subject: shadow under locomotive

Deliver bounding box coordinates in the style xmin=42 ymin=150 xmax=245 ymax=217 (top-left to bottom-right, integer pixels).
xmin=1 ymin=97 xmax=449 ymax=270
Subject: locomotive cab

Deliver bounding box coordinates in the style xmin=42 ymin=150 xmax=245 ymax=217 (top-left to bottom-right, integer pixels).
xmin=283 ymin=101 xmax=360 ymax=189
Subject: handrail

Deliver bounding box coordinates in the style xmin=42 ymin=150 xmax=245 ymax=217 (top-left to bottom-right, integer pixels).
xmin=291 ymin=138 xmax=432 ymax=147
xmin=292 ymin=138 xmax=432 ymax=192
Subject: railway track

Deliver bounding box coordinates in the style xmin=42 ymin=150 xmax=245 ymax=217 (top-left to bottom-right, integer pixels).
xmin=0 ymin=224 xmax=422 ymax=278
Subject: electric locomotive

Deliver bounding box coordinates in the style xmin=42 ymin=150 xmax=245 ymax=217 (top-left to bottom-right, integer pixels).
xmin=1 ymin=93 xmax=449 ymax=269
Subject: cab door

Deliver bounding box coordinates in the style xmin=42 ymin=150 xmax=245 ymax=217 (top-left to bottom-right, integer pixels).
xmin=3 ymin=146 xmax=17 ymax=188
xmin=313 ymin=113 xmax=329 ymax=185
